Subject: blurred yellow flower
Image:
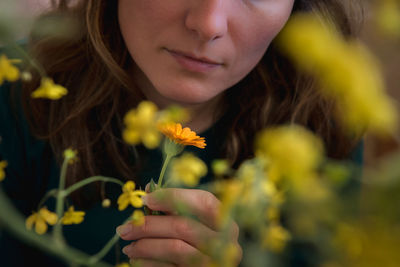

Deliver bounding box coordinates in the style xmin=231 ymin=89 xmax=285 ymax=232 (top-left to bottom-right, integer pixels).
xmin=255 ymin=125 xmax=324 ymax=182
xmin=333 ymin=223 xmax=366 ymax=259
xmin=31 ymin=77 xmax=68 ymax=100
xmin=117 ymin=181 xmax=146 ymax=211
xmin=61 ymin=206 xmax=85 ymax=225
xmin=20 ymin=71 xmax=32 ymax=82
xmin=376 ymin=0 xmax=400 ymax=38
xmin=63 ymin=148 xmax=78 ymax=164
xmin=131 ymin=209 xmax=145 ymax=226
xmin=26 ymin=207 xmax=58 ymax=235
xmin=159 ymin=123 xmax=206 ymax=149
xmin=169 ymin=153 xmax=207 ymax=187
xmin=214 ymin=179 xmax=243 ymax=227
xmin=115 ymin=263 xmax=131 ymax=267
xmin=235 ymin=162 xmax=260 ymax=204
xmin=102 ymin=198 xmax=111 ymax=208
xmin=123 ymin=101 xmax=161 ymax=149
xmin=0 ymin=54 xmax=20 ymax=85
xmin=0 ymin=160 xmax=7 ymax=182
xmin=158 ymin=105 xmax=190 ymax=125
xmin=265 ymin=206 xmax=280 ymax=223
xmin=212 ymin=159 xmax=230 ymax=176
xmin=278 ymin=13 xmax=398 ymax=135
xmin=262 ymin=223 xmax=291 ymax=253
xmin=208 ymin=242 xmax=240 ymax=267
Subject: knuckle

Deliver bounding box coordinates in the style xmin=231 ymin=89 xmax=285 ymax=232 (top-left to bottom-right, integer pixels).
xmin=200 ymin=191 xmax=219 ymax=213
xmin=131 ymin=239 xmax=149 ymax=258
xmin=172 ymin=218 xmax=192 ymax=238
xmin=170 ymin=239 xmax=187 ymax=254
xmin=138 ymin=216 xmax=151 ymax=236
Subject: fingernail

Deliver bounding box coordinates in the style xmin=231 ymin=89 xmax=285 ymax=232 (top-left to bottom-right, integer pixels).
xmin=116 ymin=223 xmax=132 ymax=236
xmin=141 ymin=195 xmax=148 ymax=205
xmin=122 ymin=245 xmax=130 ymax=255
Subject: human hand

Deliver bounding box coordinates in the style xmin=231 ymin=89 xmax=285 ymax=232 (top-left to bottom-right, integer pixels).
xmin=116 ymin=188 xmax=242 ymax=266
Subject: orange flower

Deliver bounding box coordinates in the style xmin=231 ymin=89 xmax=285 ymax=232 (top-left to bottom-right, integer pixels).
xmin=159 ymin=123 xmax=206 ymax=149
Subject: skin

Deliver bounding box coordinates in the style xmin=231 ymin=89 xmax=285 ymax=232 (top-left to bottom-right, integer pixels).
xmin=117 ymin=0 xmax=295 ymax=265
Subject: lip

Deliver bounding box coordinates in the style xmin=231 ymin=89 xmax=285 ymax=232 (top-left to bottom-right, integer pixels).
xmin=166 ymin=49 xmax=223 ymax=72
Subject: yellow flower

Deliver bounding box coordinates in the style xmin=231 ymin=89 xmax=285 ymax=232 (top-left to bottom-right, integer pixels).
xmin=169 ymin=153 xmax=207 ymax=187
xmin=25 ymin=207 xmax=58 ymax=235
xmin=63 ymin=148 xmax=78 ymax=164
xmin=102 ymin=198 xmax=111 ymax=208
xmin=0 ymin=54 xmax=20 ymax=85
xmin=265 ymin=206 xmax=280 ymax=223
xmin=262 ymin=223 xmax=291 ymax=252
xmin=333 ymin=223 xmax=365 ymax=259
xmin=212 ymin=159 xmax=230 ymax=176
xmin=277 ymin=13 xmax=398 ymax=135
xmin=31 ymin=77 xmax=68 ymax=100
xmin=255 ymin=125 xmax=323 ymax=182
xmin=0 ymin=160 xmax=7 ymax=182
xmin=61 ymin=206 xmax=85 ymax=225
xmin=117 ymin=181 xmax=147 ymax=211
xmin=123 ymin=101 xmax=161 ymax=149
xmin=131 ymin=209 xmax=145 ymax=226
xmin=159 ymin=123 xmax=206 ymax=149
xmin=375 ymin=0 xmax=400 ymax=38
xmin=208 ymin=242 xmax=240 ymax=267
xmin=214 ymin=179 xmax=243 ymax=228
xmin=115 ymin=263 xmax=131 ymax=267
xmin=158 ymin=105 xmax=190 ymax=125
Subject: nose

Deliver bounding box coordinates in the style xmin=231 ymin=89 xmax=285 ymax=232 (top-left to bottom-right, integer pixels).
xmin=185 ymin=0 xmax=228 ymax=42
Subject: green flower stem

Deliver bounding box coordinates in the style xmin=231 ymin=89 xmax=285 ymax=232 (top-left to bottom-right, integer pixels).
xmin=2 ymin=41 xmax=47 ymax=77
xmin=157 ymin=153 xmax=173 ymax=188
xmin=10 ymin=41 xmax=47 ymax=77
xmin=62 ymin=176 xmax=124 ymax=197
xmin=53 ymin=157 xmax=69 ymax=246
xmin=88 ymin=232 xmax=120 ymax=265
xmin=0 ymin=188 xmax=113 ymax=267
xmin=88 ymin=218 xmax=131 ymax=265
xmin=37 ymin=189 xmax=58 ymax=210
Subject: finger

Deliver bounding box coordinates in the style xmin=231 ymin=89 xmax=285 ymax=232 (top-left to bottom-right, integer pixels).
xmin=123 ymin=238 xmax=211 ymax=266
xmin=117 ymin=215 xmax=218 ymax=250
xmin=130 ymin=258 xmax=176 ymax=267
xmin=142 ymin=188 xmax=220 ymax=230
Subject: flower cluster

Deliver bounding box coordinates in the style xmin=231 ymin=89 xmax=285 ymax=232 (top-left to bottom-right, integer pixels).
xmin=277 ymin=13 xmax=398 ymax=135
xmin=169 ymin=152 xmax=207 ymax=187
xmin=122 ymin=102 xmax=190 ymax=149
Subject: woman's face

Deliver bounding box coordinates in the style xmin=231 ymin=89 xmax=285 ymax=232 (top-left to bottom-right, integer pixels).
xmin=118 ymin=0 xmax=295 ymax=106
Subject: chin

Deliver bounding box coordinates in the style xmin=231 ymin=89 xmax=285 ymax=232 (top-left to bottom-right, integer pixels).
xmin=156 ymin=83 xmax=220 ymax=106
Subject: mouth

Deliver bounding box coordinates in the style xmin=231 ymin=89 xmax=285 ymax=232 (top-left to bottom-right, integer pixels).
xmin=165 ymin=48 xmax=223 ymax=72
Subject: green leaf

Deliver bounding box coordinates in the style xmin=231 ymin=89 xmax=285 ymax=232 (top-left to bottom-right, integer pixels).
xmin=150 ymin=179 xmax=157 ymax=192
xmin=144 ymin=179 xmax=161 ymax=215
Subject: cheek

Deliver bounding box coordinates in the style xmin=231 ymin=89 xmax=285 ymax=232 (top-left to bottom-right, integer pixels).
xmin=230 ymin=6 xmax=293 ymax=77
xmin=229 ymin=26 xmax=275 ymax=80
xmin=118 ymin=0 xmax=177 ymax=46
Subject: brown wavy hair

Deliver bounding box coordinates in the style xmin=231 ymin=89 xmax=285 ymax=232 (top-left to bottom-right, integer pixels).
xmin=21 ymin=0 xmax=363 ymax=202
